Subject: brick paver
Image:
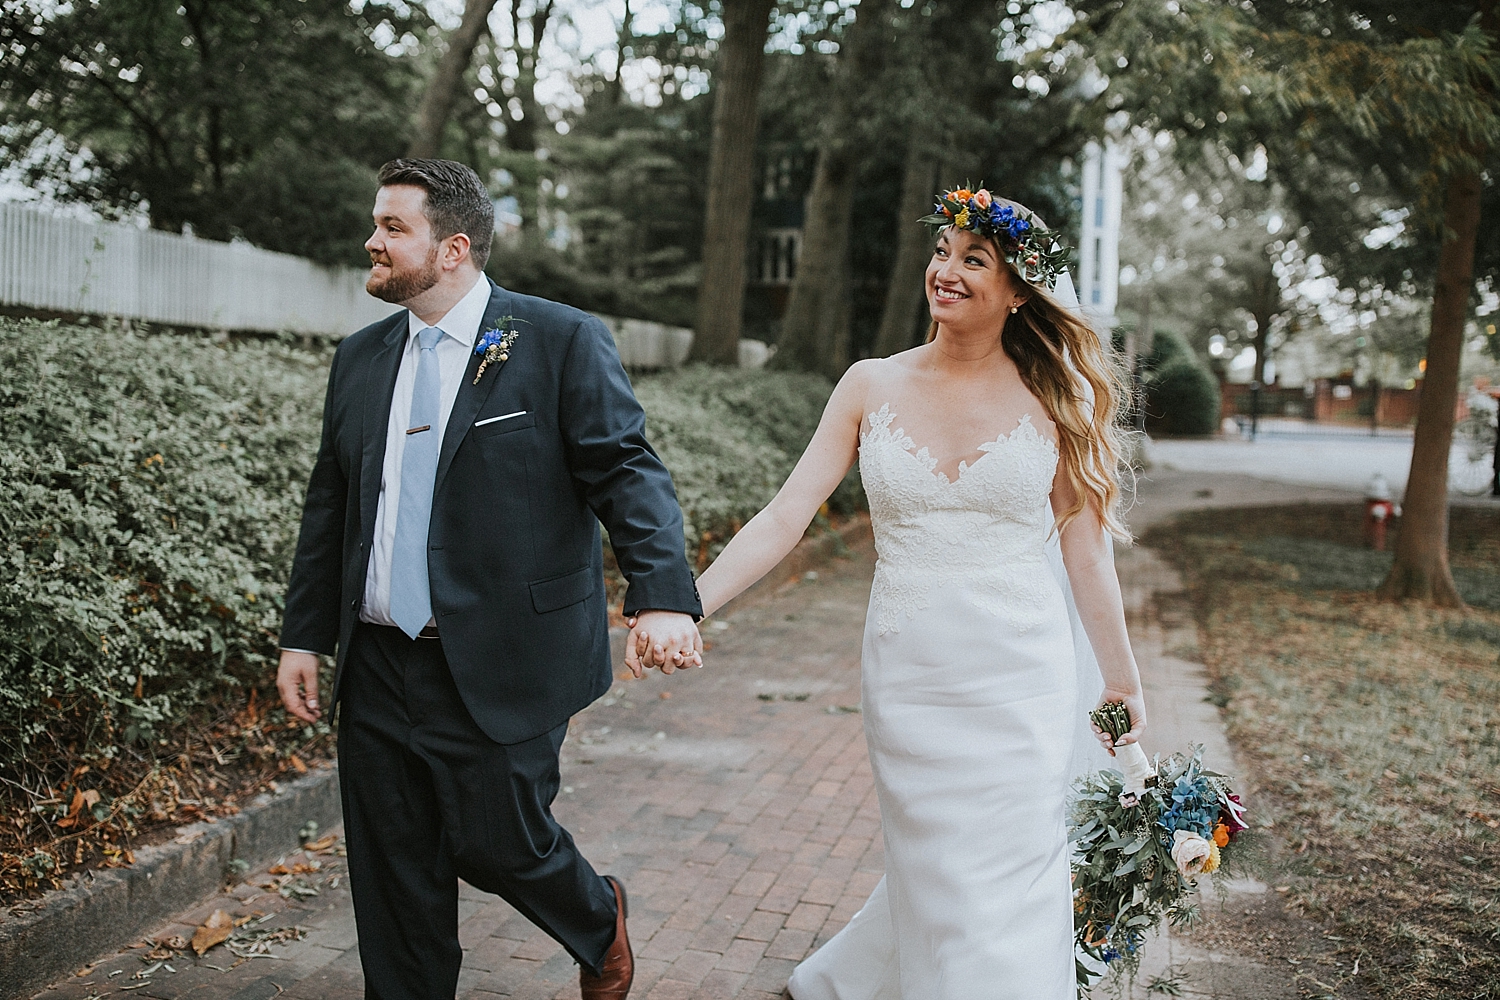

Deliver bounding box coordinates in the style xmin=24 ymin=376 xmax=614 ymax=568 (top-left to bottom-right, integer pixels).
xmin=34 ymin=469 xmax=1329 ymax=1000
xmin=34 ymin=535 xmax=882 ymax=1000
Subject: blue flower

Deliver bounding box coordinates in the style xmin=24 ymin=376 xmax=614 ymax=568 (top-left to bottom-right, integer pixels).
xmin=474 ymin=327 xmax=507 ymax=355
xmin=1102 ymin=947 xmax=1121 ymax=963
xmin=1158 ymin=775 xmax=1217 ymax=837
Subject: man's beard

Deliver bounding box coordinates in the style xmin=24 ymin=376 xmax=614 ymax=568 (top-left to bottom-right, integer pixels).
xmin=366 ymin=245 xmax=441 ymax=304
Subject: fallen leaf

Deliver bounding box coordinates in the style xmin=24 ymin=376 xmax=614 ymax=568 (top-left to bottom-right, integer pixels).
xmin=289 ymin=754 xmax=308 ymax=774
xmin=191 ymin=910 xmax=234 ymax=955
xmin=658 ymin=691 xmax=672 ymax=700
xmin=303 ymin=834 xmax=338 ymax=852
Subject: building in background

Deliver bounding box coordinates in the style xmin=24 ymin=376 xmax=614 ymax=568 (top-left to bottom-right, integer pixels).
xmin=1078 ymin=140 xmax=1125 ymax=331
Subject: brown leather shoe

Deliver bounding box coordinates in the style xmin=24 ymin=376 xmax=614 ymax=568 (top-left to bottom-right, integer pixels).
xmin=580 ymin=875 xmax=633 ymax=999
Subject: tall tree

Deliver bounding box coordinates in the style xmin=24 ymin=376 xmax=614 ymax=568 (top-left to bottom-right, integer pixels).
xmin=872 ymin=149 xmax=940 ymax=357
xmin=1082 ymin=0 xmax=1500 ymax=606
xmin=0 ymin=0 xmax=422 ymax=265
xmin=408 ymin=0 xmax=501 ymax=159
xmin=690 ymin=0 xmax=776 ymax=365
xmin=772 ymin=0 xmax=900 ymax=376
xmin=495 ymin=0 xmax=557 ymax=234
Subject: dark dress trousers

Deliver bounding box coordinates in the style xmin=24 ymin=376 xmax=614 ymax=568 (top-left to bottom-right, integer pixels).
xmin=280 ymin=278 xmax=701 ymax=997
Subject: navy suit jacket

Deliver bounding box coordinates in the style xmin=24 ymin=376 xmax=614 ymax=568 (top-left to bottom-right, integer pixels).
xmin=280 ymin=278 xmax=701 ymax=744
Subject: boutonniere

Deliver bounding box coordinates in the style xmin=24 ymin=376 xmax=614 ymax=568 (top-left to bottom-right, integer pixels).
xmin=472 ymin=318 xmax=528 ymax=385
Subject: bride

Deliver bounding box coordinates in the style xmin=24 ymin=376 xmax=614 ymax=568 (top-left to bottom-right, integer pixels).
xmin=638 ymin=187 xmax=1146 ymax=998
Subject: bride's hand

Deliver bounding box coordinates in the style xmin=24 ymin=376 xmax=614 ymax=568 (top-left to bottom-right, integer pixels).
xmin=1092 ymin=690 xmax=1146 ymax=757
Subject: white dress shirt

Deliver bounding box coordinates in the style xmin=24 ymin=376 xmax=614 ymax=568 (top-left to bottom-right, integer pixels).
xmin=359 ymin=273 xmax=492 ymax=628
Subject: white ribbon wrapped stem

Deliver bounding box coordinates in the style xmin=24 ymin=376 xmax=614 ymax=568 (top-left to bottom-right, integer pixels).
xmin=1115 ymin=741 xmax=1154 ymax=795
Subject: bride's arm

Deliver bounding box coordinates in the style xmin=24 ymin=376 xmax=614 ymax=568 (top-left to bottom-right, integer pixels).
xmin=694 ymin=363 xmax=870 ymax=618
xmin=1052 ymin=475 xmax=1147 ymax=754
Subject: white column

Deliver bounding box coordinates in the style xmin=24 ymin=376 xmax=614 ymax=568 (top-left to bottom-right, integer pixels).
xmin=1078 ymin=140 xmax=1124 ymax=329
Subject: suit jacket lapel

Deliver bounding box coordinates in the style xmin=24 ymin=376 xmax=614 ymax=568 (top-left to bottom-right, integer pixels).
xmin=436 ymin=278 xmax=517 ymax=493
xmin=359 ymin=312 xmax=409 ymax=548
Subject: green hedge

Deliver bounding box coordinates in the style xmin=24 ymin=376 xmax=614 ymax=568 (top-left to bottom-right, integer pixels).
xmin=632 ymin=366 xmax=861 ymax=550
xmin=0 ymin=321 xmax=329 ymax=757
xmin=0 ymin=322 xmax=854 ymax=763
xmin=1144 ymin=332 xmax=1222 ymax=436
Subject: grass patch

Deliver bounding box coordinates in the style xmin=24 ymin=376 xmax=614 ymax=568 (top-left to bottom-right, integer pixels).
xmin=1147 ymin=503 xmax=1500 ymax=1000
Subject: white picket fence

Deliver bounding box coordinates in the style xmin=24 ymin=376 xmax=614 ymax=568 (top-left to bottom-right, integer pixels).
xmin=0 ymin=201 xmax=754 ymax=369
xmin=0 ymin=202 xmax=390 ymax=334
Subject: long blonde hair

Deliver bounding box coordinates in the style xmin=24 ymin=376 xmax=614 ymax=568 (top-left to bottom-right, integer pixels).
xmin=926 ymin=205 xmax=1132 ymax=541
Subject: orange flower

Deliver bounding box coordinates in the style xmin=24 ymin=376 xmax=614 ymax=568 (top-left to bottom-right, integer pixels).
xmin=1213 ymin=823 xmax=1230 ymax=848
xmin=950 ymin=188 xmax=973 ymax=203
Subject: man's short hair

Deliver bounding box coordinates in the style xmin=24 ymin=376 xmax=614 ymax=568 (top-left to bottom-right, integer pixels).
xmin=377 ymin=158 xmax=495 ymax=271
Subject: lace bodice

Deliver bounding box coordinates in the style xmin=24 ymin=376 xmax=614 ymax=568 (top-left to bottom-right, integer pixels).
xmin=858 ymin=403 xmax=1061 ymax=636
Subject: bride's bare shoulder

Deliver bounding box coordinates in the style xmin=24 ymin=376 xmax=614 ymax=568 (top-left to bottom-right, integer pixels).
xmin=835 ymin=355 xmax=917 ymax=417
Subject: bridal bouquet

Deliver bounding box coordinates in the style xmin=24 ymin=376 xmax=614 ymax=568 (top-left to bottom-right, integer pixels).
xmin=1069 ymin=703 xmax=1248 ymax=992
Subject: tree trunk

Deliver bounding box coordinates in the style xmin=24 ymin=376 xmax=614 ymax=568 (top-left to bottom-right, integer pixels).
xmin=1250 ymin=308 xmax=1272 ymax=385
xmin=772 ymin=145 xmax=857 ymax=375
xmin=408 ymin=0 xmax=497 ymax=159
xmin=872 ymin=148 xmax=939 ymax=358
xmin=1376 ymin=170 xmax=1479 ymax=607
xmin=498 ymin=0 xmax=554 ymax=234
xmin=771 ymin=0 xmax=896 ymax=377
xmin=607 ymin=0 xmax=633 ymax=107
xmin=690 ymin=0 xmax=776 ymax=366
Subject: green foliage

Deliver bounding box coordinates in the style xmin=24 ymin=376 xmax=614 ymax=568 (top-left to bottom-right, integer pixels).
xmin=0 ymin=321 xmax=856 ymax=770
xmin=1143 ymin=333 xmax=1221 ymax=436
xmin=0 ymin=0 xmax=423 ymax=265
xmin=632 ymin=365 xmax=862 ymax=547
xmin=0 ymin=319 xmax=329 ymax=763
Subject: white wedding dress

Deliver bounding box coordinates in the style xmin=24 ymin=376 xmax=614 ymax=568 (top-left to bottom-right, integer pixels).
xmin=787 ymin=402 xmax=1098 ymax=1000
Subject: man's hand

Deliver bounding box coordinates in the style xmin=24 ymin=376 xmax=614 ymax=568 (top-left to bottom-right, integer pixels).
xmin=277 ymin=650 xmax=323 ymax=723
xmin=623 ymin=611 xmax=702 ymax=678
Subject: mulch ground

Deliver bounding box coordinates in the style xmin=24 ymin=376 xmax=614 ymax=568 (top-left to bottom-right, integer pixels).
xmin=1148 ymin=503 xmax=1500 ymax=1000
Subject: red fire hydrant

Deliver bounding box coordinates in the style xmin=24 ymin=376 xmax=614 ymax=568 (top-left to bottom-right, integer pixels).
xmin=1364 ymin=473 xmax=1397 ymax=551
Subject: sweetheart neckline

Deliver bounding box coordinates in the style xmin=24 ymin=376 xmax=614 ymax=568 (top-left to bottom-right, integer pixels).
xmin=862 ymin=402 xmax=1058 ymax=487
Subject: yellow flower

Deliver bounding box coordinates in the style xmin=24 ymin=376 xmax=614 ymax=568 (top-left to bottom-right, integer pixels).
xmin=955 ymin=207 xmax=971 ymax=229
xmin=1203 ymin=842 xmax=1222 ymax=874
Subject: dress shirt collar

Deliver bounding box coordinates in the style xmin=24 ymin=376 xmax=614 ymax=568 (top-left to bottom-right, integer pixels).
xmin=405 ymin=272 xmax=491 ymax=349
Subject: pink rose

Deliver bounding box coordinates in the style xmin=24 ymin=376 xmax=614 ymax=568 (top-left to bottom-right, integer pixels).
xmin=973 ymin=190 xmax=993 ymax=210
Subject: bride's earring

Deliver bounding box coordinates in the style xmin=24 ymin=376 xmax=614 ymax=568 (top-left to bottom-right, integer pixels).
xmin=1009 ymin=306 xmax=1018 ymax=314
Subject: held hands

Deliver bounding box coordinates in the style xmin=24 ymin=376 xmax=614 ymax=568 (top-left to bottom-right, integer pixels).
xmin=277 ymin=649 xmax=323 ymax=723
xmin=1091 ymin=689 xmax=1146 ymax=757
xmin=623 ymin=610 xmax=703 ymax=678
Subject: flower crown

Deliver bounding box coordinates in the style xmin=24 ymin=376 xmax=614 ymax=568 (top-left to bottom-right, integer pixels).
xmin=919 ymin=185 xmax=1072 ymax=290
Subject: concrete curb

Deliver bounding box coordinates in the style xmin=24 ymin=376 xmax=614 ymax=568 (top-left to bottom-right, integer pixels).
xmin=0 ymin=765 xmax=342 ymax=999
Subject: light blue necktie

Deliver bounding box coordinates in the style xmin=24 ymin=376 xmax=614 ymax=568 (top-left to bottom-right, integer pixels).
xmin=389 ymin=326 xmax=444 ymax=638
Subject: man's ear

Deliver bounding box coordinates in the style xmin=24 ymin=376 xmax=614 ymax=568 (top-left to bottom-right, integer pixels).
xmin=441 ymin=232 xmax=473 ymax=271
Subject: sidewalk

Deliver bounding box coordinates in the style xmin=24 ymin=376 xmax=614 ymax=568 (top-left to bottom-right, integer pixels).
xmin=31 ymin=470 xmax=1344 ymax=1000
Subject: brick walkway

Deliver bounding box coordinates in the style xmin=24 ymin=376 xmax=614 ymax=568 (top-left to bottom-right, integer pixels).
xmin=35 ymin=469 xmax=1345 ymax=1000
xmin=34 ymin=536 xmax=883 ymax=1000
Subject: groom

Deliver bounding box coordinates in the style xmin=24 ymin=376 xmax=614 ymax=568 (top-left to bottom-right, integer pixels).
xmin=276 ymin=158 xmax=702 ymax=999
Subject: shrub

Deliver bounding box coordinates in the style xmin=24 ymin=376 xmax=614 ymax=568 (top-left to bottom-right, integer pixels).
xmin=0 ymin=322 xmax=858 ymax=769
xmin=631 ymin=365 xmax=863 ymax=551
xmin=0 ymin=320 xmax=329 ymax=760
xmin=1143 ymin=333 xmax=1221 ymax=436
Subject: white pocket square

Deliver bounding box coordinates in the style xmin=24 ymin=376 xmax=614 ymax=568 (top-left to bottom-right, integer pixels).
xmin=474 ymin=410 xmax=527 ymax=428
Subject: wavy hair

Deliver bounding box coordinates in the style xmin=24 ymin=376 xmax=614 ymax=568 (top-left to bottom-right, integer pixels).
xmin=926 ymin=199 xmax=1132 ymax=541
